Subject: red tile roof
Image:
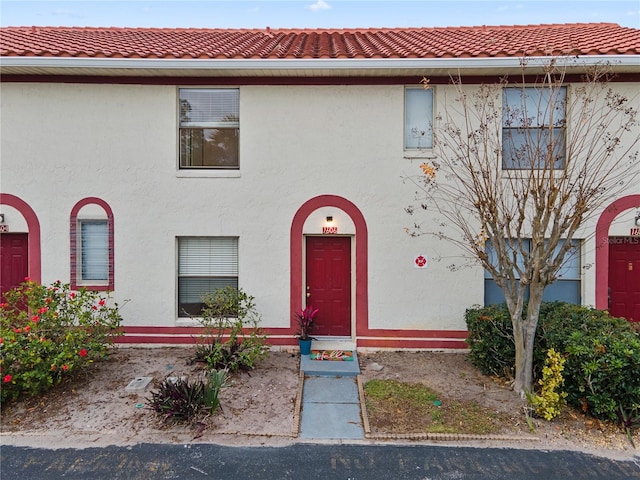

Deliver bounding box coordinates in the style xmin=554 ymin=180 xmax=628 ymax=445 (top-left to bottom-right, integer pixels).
xmin=1 ymin=23 xmax=639 ymax=59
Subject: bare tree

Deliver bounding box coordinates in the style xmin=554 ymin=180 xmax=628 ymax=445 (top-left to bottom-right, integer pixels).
xmin=405 ymin=60 xmax=639 ymax=396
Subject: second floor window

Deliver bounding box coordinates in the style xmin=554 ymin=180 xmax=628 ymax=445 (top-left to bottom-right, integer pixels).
xmin=405 ymin=87 xmax=433 ymax=150
xmin=179 ymin=88 xmax=239 ymax=169
xmin=502 ymin=86 xmax=566 ymax=170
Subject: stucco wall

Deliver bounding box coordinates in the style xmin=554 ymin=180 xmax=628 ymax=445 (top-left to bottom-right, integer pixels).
xmin=1 ymin=81 xmax=638 ymax=339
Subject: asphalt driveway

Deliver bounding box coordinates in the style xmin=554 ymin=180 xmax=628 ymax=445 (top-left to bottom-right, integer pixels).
xmin=2 ymin=443 xmax=639 ymax=479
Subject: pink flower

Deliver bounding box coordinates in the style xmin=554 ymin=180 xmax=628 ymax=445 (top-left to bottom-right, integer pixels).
xmin=62 ymin=365 xmax=69 ymax=371
xmin=31 ymin=315 xmax=39 ymax=323
xmin=69 ymin=292 xmax=76 ymax=299
xmin=24 ymin=325 xmax=31 ymax=332
xmin=0 ymin=303 xmax=8 ymax=308
xmin=38 ymin=307 xmax=48 ymax=314
xmin=3 ymin=374 xmax=12 ymax=383
xmin=45 ymin=298 xmax=52 ymax=304
xmin=78 ymin=348 xmax=87 ymax=357
xmin=92 ymin=305 xmax=98 ymax=311
xmin=24 ymin=277 xmax=31 ymax=282
xmin=13 ymin=328 xmax=22 ymax=333
xmin=98 ymin=299 xmax=106 ymax=307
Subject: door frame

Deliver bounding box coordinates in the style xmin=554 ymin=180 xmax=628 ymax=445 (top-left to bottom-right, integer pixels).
xmin=290 ymin=195 xmax=368 ymax=342
xmin=304 ymin=234 xmax=354 ymax=337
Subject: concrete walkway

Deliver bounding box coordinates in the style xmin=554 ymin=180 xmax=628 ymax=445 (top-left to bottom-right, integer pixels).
xmin=298 ymin=344 xmax=364 ymax=440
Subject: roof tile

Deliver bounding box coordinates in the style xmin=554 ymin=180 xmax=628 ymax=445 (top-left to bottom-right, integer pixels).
xmin=1 ymin=23 xmax=639 ymax=60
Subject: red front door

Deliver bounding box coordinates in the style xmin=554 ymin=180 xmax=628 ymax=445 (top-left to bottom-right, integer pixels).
xmin=305 ymin=236 xmax=351 ymax=336
xmin=0 ymin=233 xmax=29 ymax=300
xmin=608 ymin=237 xmax=640 ymax=322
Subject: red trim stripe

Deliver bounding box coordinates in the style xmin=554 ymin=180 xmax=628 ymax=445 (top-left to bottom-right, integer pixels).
xmin=115 ymin=325 xmax=469 ymax=349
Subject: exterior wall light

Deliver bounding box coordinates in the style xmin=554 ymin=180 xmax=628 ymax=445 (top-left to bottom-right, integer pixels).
xmin=0 ymin=214 xmax=4 ymax=223
xmin=326 ymin=216 xmax=333 ymax=223
xmin=635 ymin=211 xmax=640 ymax=226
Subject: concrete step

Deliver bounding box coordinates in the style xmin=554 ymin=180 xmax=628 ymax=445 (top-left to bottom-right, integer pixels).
xmin=300 ymin=349 xmax=360 ymax=376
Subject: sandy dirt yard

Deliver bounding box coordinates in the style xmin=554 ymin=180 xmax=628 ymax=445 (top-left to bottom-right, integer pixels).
xmin=1 ymin=346 xmax=638 ymax=462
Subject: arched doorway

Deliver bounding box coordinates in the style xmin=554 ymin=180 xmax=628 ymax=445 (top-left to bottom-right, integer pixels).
xmin=290 ymin=195 xmax=368 ymax=338
xmin=0 ymin=193 xmax=41 ymax=293
xmin=595 ymin=194 xmax=640 ymax=321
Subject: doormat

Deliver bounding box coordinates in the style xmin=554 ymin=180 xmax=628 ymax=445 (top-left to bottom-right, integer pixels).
xmin=310 ymin=350 xmax=354 ymax=361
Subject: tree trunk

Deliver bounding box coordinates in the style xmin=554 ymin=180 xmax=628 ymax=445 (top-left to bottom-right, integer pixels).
xmin=512 ymin=284 xmax=544 ymax=396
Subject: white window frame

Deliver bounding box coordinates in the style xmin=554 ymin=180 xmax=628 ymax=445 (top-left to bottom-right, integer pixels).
xmin=404 ymin=86 xmax=434 ymax=150
xmin=178 ymin=88 xmax=240 ymax=170
xmin=177 ymin=236 xmax=239 ymax=317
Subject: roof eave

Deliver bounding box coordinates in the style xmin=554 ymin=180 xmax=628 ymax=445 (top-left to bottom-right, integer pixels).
xmin=2 ymin=55 xmax=639 ymax=77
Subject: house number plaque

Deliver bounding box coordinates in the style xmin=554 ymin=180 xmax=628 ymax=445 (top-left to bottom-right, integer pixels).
xmin=322 ymin=226 xmax=338 ymax=234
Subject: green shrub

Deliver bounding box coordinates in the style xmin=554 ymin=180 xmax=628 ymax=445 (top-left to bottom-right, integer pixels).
xmin=465 ymin=302 xmax=640 ymax=422
xmin=562 ymin=321 xmax=640 ymax=421
xmin=0 ymin=279 xmax=122 ymax=403
xmin=464 ymin=303 xmax=515 ymax=378
xmin=192 ymin=287 xmax=268 ymax=372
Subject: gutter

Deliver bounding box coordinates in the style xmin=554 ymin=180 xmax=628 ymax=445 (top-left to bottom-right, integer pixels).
xmin=2 ymin=55 xmax=639 ymax=71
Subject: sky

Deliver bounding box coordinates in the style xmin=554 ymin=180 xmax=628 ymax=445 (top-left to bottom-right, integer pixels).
xmin=0 ymin=0 xmax=638 ymax=30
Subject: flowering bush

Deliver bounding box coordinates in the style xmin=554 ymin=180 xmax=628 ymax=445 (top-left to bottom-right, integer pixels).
xmin=0 ymin=279 xmax=122 ymax=403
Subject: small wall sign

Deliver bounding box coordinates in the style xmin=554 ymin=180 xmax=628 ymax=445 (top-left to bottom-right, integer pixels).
xmin=414 ymin=254 xmax=428 ymax=269
xmin=322 ymin=226 xmax=338 ymax=234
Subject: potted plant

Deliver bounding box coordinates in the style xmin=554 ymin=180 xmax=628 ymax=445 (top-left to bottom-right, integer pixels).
xmin=296 ymin=305 xmax=318 ymax=355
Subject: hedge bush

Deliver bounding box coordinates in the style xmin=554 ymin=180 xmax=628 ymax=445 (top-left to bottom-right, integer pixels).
xmin=465 ymin=302 xmax=640 ymax=422
xmin=0 ymin=279 xmax=122 ymax=403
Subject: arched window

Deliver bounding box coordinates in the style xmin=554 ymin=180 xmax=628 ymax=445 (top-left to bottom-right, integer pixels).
xmin=70 ymin=198 xmax=114 ymax=291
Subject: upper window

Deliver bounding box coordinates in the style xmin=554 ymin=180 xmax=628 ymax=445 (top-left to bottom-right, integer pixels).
xmin=178 ymin=237 xmax=239 ymax=316
xmin=404 ymin=87 xmax=433 ymax=150
xmin=502 ymin=86 xmax=566 ymax=169
xmin=179 ymin=89 xmax=239 ymax=169
xmin=484 ymin=238 xmax=581 ymax=306
xmin=70 ymin=198 xmax=114 ymax=291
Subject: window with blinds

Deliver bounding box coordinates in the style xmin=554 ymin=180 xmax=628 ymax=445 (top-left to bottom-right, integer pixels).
xmin=178 ymin=237 xmax=239 ymax=316
xmin=405 ymin=87 xmax=434 ymax=149
xmin=179 ymin=88 xmax=240 ymax=169
xmin=502 ymin=86 xmax=567 ymax=169
xmin=79 ymin=220 xmax=109 ymax=282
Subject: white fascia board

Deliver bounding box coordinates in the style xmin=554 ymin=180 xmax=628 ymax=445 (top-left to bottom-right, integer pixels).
xmin=2 ymin=55 xmax=639 ymax=71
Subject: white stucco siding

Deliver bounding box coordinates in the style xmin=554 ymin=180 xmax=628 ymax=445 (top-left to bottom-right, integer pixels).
xmin=1 ymin=79 xmax=637 ymax=336
xmin=240 ymin=84 xmax=482 ymax=331
xmin=1 ymin=83 xmax=179 ymax=325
